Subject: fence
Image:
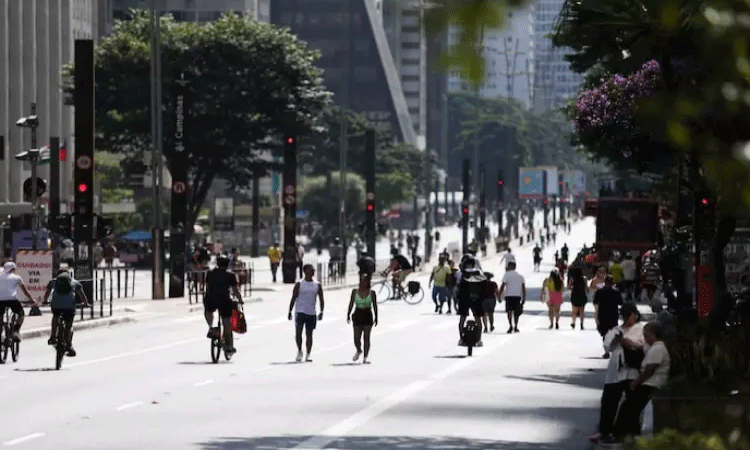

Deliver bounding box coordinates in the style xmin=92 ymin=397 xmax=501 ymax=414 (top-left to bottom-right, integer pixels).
xmin=94 ymin=267 xmax=136 ymax=304
xmin=316 ymin=261 xmax=347 ymax=287
xmin=186 ymin=267 xmax=253 ymax=304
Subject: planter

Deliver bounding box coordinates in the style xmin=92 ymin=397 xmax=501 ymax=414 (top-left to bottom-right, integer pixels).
xmin=652 ymin=392 xmax=750 ymax=437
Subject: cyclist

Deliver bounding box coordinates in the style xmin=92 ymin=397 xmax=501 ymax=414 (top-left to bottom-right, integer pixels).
xmin=204 ymin=254 xmax=243 ymax=356
xmin=43 ymin=269 xmax=89 ymax=356
xmin=383 ymin=248 xmax=412 ymax=299
xmin=0 ymin=262 xmax=33 ymax=341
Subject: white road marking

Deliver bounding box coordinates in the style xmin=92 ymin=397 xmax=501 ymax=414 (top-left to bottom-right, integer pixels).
xmin=66 ymin=338 xmax=204 ymax=368
xmin=115 ymin=401 xmax=143 ymax=411
xmin=2 ymin=433 xmax=45 ymax=446
xmin=389 ymin=319 xmax=416 ymax=329
xmin=193 ymin=380 xmax=214 ymax=387
xmin=293 ymin=334 xmax=517 ymax=450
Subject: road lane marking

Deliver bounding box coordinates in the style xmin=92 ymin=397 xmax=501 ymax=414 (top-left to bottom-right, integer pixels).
xmin=293 ymin=333 xmax=517 ymax=450
xmin=66 ymin=338 xmax=204 ymax=368
xmin=115 ymin=401 xmax=143 ymax=411
xmin=3 ymin=433 xmax=45 ymax=446
xmin=193 ymin=380 xmax=214 ymax=387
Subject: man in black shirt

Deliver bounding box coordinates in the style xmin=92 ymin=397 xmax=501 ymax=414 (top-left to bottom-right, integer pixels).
xmin=593 ymin=275 xmax=622 ymax=358
xmin=204 ymin=254 xmax=243 ymax=355
xmin=383 ymin=248 xmax=413 ymax=298
xmin=533 ymin=244 xmax=542 ymax=271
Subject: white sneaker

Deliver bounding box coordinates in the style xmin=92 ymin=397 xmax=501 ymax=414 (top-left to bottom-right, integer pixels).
xmin=305 ymin=354 xmax=312 ymax=362
xmin=295 ymin=351 xmax=303 ymax=362
xmin=363 ymin=357 xmax=370 ymax=364
xmin=353 ymin=350 xmax=362 ymax=361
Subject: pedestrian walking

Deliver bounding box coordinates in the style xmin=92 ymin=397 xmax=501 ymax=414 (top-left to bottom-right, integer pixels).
xmin=590 ymin=266 xmax=607 ymax=327
xmin=621 ymin=253 xmax=637 ymax=301
xmin=498 ymin=261 xmax=526 ymax=333
xmin=594 ymin=275 xmax=623 ymax=358
xmin=614 ymin=321 xmax=670 ymax=441
xmin=445 ymin=259 xmax=458 ymax=314
xmin=346 ymin=273 xmax=378 ymax=364
xmin=532 ymin=244 xmax=542 ymax=272
xmin=296 ymin=243 xmax=305 ymax=278
xmin=542 ymin=270 xmax=564 ymax=329
xmin=568 ymin=264 xmax=589 ymax=329
xmin=589 ymin=303 xmax=644 ymax=444
xmin=641 ymin=258 xmax=660 ymax=303
xmin=103 ymin=240 xmax=117 ymax=268
xmin=288 ymin=264 xmax=325 ymax=362
xmin=267 ymin=242 xmax=282 ymax=283
xmin=609 ymin=255 xmax=625 ymax=291
xmin=500 ymin=248 xmax=515 ymax=271
xmin=428 ymin=254 xmax=451 ymax=314
xmin=481 ymin=272 xmax=499 ymax=333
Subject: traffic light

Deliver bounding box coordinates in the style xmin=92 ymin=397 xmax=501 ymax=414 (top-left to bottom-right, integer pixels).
xmin=59 ymin=146 xmax=67 ymax=162
xmin=462 ymin=205 xmax=469 ymax=215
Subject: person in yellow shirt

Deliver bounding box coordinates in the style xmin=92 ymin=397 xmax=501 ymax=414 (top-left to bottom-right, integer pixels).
xmin=267 ymin=242 xmax=282 ymax=283
xmin=608 ymin=256 xmax=625 ymax=290
xmin=429 ymin=253 xmax=451 ymax=314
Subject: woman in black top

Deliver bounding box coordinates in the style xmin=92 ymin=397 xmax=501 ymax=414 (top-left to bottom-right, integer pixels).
xmin=568 ymin=264 xmax=589 ymax=330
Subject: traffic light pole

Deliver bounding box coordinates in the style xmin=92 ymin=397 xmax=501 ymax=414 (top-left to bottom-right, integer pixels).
xmin=479 ymin=168 xmax=485 ymax=244
xmin=462 ymin=159 xmax=470 ymax=254
xmin=497 ymin=168 xmax=503 ymax=237
xmin=50 ymin=137 xmax=60 ymax=273
xmin=365 ymin=129 xmax=376 ymax=259
xmin=282 ymin=135 xmax=298 ymax=284
xmin=29 ymin=104 xmax=38 ymax=250
xmin=150 ymin=0 xmax=165 ymax=299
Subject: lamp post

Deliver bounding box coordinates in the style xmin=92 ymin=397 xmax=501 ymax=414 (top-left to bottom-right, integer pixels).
xmin=16 ymin=104 xmax=40 ymax=250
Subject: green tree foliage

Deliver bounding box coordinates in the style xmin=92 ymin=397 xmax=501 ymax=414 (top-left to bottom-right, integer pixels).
xmin=94 ymin=152 xmax=145 ymax=234
xmin=65 ymin=10 xmax=330 ymax=236
xmin=298 ymin=172 xmax=365 ymax=226
xmin=376 ymin=172 xmax=416 ymax=212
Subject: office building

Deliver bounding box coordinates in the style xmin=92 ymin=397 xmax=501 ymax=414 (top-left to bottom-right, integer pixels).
xmin=532 ymin=0 xmax=583 ymax=111
xmin=271 ymin=0 xmax=417 ymax=146
xmin=0 ymin=0 xmax=96 ymax=209
xmin=110 ymin=0 xmax=270 ymax=24
xmin=446 ymin=6 xmax=535 ymax=108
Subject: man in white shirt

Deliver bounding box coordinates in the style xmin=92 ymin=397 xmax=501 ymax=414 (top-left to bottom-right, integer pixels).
xmin=500 ymin=248 xmax=516 ymax=271
xmin=0 ymin=262 xmax=33 ymax=340
xmin=615 ymin=321 xmax=670 ymax=439
xmin=621 ymin=254 xmax=637 ymax=300
xmin=498 ymin=262 xmax=526 ymax=333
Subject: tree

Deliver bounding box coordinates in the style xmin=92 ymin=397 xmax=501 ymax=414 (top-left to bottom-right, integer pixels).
xmin=65 ymin=10 xmax=330 ymax=239
xmin=297 ymin=172 xmax=366 ymax=228
xmin=376 ymin=172 xmax=416 ymax=211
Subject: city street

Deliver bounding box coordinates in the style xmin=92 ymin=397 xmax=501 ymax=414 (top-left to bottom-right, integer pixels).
xmin=0 ymin=218 xmax=606 ymax=450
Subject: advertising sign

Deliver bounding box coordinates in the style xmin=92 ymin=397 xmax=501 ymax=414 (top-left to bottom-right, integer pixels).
xmin=536 ymin=166 xmax=559 ymax=196
xmin=15 ymin=250 xmax=54 ymax=302
xmin=518 ymin=168 xmax=544 ymax=198
xmin=574 ymin=170 xmax=586 ymax=195
xmin=214 ymin=197 xmax=235 ymax=231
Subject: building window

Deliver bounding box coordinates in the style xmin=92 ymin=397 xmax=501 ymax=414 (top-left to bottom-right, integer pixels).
xmin=402 ymin=42 xmax=420 ymax=50
xmin=402 ymin=58 xmax=420 ymax=66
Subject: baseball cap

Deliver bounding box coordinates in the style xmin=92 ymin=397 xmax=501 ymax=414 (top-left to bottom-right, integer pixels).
xmin=3 ymin=262 xmax=16 ymax=273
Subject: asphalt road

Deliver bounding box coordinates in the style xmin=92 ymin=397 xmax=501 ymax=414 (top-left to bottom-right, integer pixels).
xmin=0 ymin=218 xmax=604 ymax=450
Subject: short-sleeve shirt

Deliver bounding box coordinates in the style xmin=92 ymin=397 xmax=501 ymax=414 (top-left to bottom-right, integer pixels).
xmin=0 ymin=273 xmax=23 ymax=300
xmin=205 ymin=269 xmax=238 ymax=303
xmin=47 ymin=277 xmax=82 ymax=310
xmin=432 ymin=265 xmax=450 ymax=287
xmin=609 ymin=263 xmax=624 ymax=283
xmin=393 ymin=254 xmax=412 ymax=270
xmin=501 ymin=271 xmax=525 ymax=297
xmin=642 ymin=341 xmax=670 ymax=388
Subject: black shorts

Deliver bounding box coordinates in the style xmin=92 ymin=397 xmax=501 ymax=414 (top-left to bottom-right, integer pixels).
xmin=505 ymin=296 xmax=522 ymax=313
xmin=458 ymin=299 xmax=483 ymax=317
xmin=52 ymin=309 xmax=75 ymax=322
xmin=296 ymin=312 xmax=317 ymax=331
xmin=351 ymin=308 xmax=373 ymax=326
xmin=203 ymin=296 xmax=233 ymax=318
xmin=0 ymin=300 xmax=24 ymax=316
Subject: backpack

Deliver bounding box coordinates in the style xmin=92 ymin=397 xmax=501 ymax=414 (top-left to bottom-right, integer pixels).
xmin=55 ymin=274 xmax=73 ymax=294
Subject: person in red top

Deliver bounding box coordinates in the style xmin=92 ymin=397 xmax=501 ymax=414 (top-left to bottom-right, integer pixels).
xmin=481 ymin=272 xmax=499 ymax=333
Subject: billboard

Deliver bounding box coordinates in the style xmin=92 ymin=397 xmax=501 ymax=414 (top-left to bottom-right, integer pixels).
xmin=518 ymin=167 xmax=544 ymax=198
xmin=536 ymin=166 xmax=558 ymax=196
xmin=560 ymin=170 xmax=587 ymax=196
xmin=573 ymin=170 xmax=586 ymax=195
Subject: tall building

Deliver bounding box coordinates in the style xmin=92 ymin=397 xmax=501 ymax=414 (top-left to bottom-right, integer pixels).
xmin=271 ymin=0 xmax=417 ymax=146
xmin=0 ymin=0 xmax=96 ymax=208
xmin=532 ymin=0 xmax=583 ymax=111
xmin=110 ymin=0 xmax=270 ymax=23
xmin=446 ymin=6 xmax=535 ymax=108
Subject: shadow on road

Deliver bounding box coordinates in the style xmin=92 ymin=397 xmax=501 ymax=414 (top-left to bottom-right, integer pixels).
xmin=199 ymin=434 xmax=577 ymax=450
xmin=269 ymin=361 xmax=302 ymax=365
xmin=13 ymin=367 xmax=58 ymax=372
xmin=330 ymin=362 xmax=361 ymax=366
xmin=176 ymin=361 xmax=219 ymax=365
xmin=434 ymin=355 xmax=467 ymax=359
xmin=504 ymin=368 xmax=604 ymax=390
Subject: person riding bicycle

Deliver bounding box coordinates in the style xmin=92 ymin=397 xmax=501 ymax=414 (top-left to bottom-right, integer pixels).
xmin=204 ymin=254 xmax=243 ymax=356
xmin=43 ymin=269 xmax=89 ymax=357
xmin=0 ymin=262 xmax=33 ymax=341
xmin=457 ymin=255 xmax=485 ymax=347
xmin=383 ymin=248 xmax=413 ymax=299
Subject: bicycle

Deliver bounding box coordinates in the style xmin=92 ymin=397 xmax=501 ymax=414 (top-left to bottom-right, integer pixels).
xmin=376 ymin=273 xmax=424 ymax=305
xmin=209 ymin=302 xmax=241 ymax=363
xmin=53 ymin=305 xmax=85 ymax=370
xmin=372 ymin=276 xmax=392 ymax=302
xmin=0 ymin=306 xmax=20 ymax=364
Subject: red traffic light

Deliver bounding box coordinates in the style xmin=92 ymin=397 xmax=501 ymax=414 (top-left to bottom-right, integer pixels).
xmin=462 ymin=207 xmax=469 ymax=214
xmin=286 ymin=137 xmax=295 ymax=144
xmin=497 ymin=180 xmax=504 ymax=187
xmin=59 ymin=148 xmax=67 ymax=162
xmin=701 ymin=198 xmax=709 ymax=205
xmin=366 ymin=204 xmax=374 ymax=211
xmin=77 ymin=183 xmax=88 ymax=193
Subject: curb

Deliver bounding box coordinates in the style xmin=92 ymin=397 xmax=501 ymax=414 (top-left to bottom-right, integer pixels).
xmin=21 ymin=316 xmax=138 ymax=340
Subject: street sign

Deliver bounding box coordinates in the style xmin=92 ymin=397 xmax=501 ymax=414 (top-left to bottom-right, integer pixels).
xmin=284 ymin=195 xmax=296 ymax=206
xmin=15 ymin=250 xmax=54 ymax=303
xmin=296 ymin=210 xmax=309 ymax=219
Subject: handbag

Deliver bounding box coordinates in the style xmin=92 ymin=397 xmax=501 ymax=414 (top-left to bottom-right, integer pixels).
xmin=230 ymin=302 xmax=247 ymax=334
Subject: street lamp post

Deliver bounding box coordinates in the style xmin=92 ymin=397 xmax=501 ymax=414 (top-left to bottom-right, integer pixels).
xmin=16 ymin=104 xmax=40 ymax=250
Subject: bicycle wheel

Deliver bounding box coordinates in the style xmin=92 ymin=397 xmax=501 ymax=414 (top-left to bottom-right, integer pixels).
xmin=0 ymin=327 xmax=6 ymax=364
xmin=404 ymin=286 xmax=425 ymax=305
xmin=210 ymin=326 xmax=221 ymax=364
xmin=11 ymin=339 xmax=18 ymax=362
xmin=55 ymin=321 xmax=66 ymax=370
xmin=375 ymin=281 xmax=391 ymax=303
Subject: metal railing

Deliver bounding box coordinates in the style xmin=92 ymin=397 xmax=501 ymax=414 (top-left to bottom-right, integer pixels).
xmin=316 ymin=261 xmax=347 ymax=287
xmin=94 ymin=267 xmax=136 ymax=303
xmin=186 ymin=267 xmax=253 ymax=304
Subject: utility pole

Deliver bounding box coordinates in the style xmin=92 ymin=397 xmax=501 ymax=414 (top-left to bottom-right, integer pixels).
xmin=149 ymin=0 xmax=164 ymax=299
xmin=338 ymin=0 xmax=351 ymax=259
xmin=462 ymin=159 xmax=470 ymax=253
xmin=473 ymin=26 xmax=485 ymax=241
